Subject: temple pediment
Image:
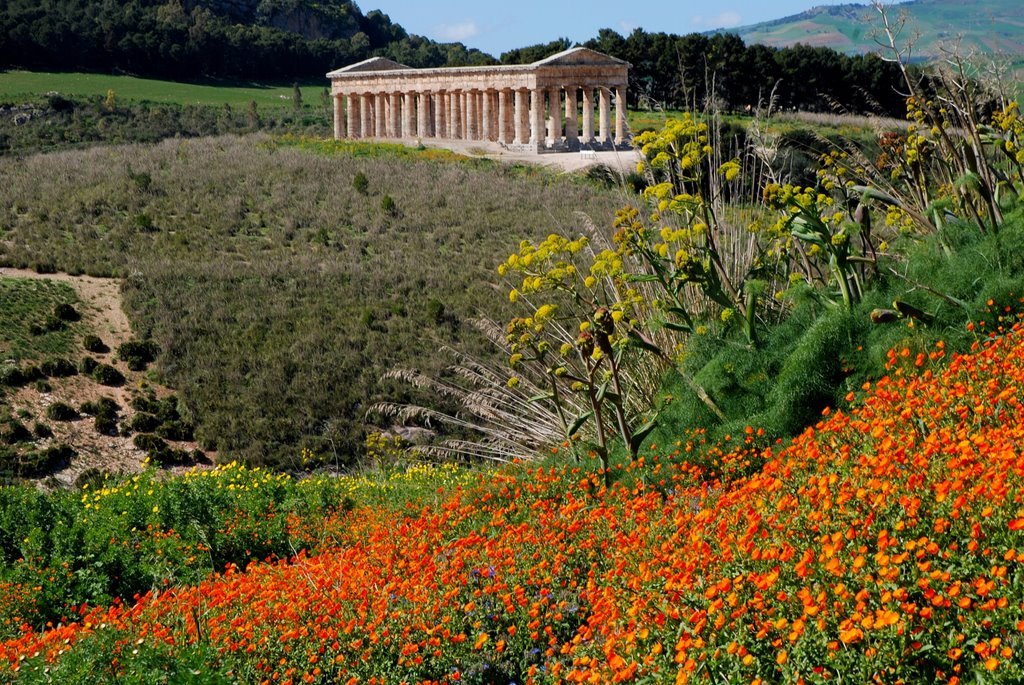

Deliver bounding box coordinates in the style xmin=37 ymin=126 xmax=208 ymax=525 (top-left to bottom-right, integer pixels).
xmin=531 ymin=47 xmax=628 ymax=68
xmin=327 ymin=57 xmax=409 ymax=77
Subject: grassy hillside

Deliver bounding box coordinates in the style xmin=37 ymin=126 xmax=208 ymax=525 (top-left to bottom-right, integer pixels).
xmin=0 ymin=135 xmax=624 ymax=468
xmin=733 ymin=0 xmax=1024 ymax=58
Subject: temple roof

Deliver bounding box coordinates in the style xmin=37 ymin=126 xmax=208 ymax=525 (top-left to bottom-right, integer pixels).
xmin=326 ymin=56 xmax=409 ymax=77
xmin=531 ymin=47 xmax=628 ymax=68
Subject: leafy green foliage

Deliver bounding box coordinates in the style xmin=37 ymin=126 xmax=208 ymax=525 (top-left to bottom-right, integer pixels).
xmin=0 ymin=0 xmax=494 ymax=82
xmin=81 ymin=334 xmax=107 ymax=353
xmin=651 ymin=210 xmax=1024 ymax=454
xmin=90 ymin=363 xmax=125 ymax=387
xmin=584 ymin=28 xmax=908 ymax=115
xmin=45 ymin=402 xmax=78 ymax=422
xmin=117 ymin=339 xmax=159 ymax=372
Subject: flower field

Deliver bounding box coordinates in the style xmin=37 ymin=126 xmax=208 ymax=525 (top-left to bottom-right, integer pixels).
xmin=4 ymin=322 xmax=1024 ymax=683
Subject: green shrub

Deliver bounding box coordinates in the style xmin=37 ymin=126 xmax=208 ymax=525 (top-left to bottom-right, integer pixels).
xmin=13 ymin=443 xmax=75 ymax=477
xmin=53 ymin=303 xmax=80 ymax=322
xmin=155 ymin=419 xmax=194 ymax=441
xmin=33 ymin=422 xmax=53 ymax=439
xmin=128 ymin=412 xmax=160 ymax=433
xmin=352 ymin=170 xmax=369 ymax=194
xmin=73 ymin=467 xmax=109 ymax=490
xmin=46 ymin=402 xmax=79 ymax=422
xmin=94 ymin=414 xmax=118 ymax=437
xmin=381 ymin=194 xmax=397 ymax=215
xmin=80 ymin=396 xmax=119 ymax=419
xmin=0 ymin=417 xmax=32 ymax=444
xmin=40 ymin=357 xmax=78 ymax=378
xmin=79 ymin=356 xmax=98 ymax=375
xmin=82 ymin=335 xmax=108 ymax=353
xmin=133 ymin=433 xmax=171 ymax=462
xmin=91 ymin=363 xmax=125 ymax=387
xmin=117 ymin=339 xmax=159 ymax=371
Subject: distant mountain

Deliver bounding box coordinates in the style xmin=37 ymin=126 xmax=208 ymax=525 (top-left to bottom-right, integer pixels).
xmin=729 ymin=0 xmax=1024 ymax=59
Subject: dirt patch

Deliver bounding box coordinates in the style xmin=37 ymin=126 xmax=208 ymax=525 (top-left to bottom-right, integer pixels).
xmin=1 ymin=269 xmax=209 ymax=488
xmin=0 ymin=268 xmax=133 ymax=353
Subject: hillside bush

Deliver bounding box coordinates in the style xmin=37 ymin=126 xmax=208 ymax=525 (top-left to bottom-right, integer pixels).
xmin=0 ymin=417 xmax=31 ymax=444
xmin=45 ymin=402 xmax=78 ymax=422
xmin=81 ymin=334 xmax=107 ymax=353
xmin=90 ymin=363 xmax=124 ymax=387
xmin=39 ymin=357 xmax=77 ymax=378
xmin=116 ymin=339 xmax=159 ymax=371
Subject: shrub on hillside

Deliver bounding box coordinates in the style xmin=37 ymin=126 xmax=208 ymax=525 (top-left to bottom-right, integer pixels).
xmin=82 ymin=334 xmax=108 ymax=353
xmin=128 ymin=412 xmax=160 ymax=433
xmin=40 ymin=357 xmax=78 ymax=378
xmin=53 ymin=303 xmax=80 ymax=322
xmin=91 ymin=363 xmax=125 ymax=387
xmin=352 ymin=171 xmax=369 ymax=194
xmin=79 ymin=397 xmax=120 ymax=419
xmin=0 ymin=418 xmax=32 ymax=444
xmin=45 ymin=402 xmax=78 ymax=422
xmin=117 ymin=339 xmax=159 ymax=371
xmin=79 ymin=357 xmax=98 ymax=375
xmin=94 ymin=414 xmax=118 ymax=437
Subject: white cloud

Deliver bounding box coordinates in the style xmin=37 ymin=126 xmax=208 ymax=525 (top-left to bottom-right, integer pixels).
xmin=691 ymin=10 xmax=743 ymax=28
xmin=618 ymin=20 xmax=637 ymax=33
xmin=435 ymin=20 xmax=480 ymax=42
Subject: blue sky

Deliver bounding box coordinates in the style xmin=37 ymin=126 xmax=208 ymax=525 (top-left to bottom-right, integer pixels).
xmin=360 ymin=1 xmax=892 ymax=57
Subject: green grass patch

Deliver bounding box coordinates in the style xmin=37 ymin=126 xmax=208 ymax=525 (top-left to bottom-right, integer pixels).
xmin=0 ymin=278 xmax=81 ymax=361
xmin=0 ymin=71 xmax=330 ymax=109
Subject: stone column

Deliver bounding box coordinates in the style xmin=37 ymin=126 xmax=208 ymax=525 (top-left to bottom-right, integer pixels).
xmin=346 ymin=93 xmax=359 ymax=138
xmin=449 ymin=90 xmax=461 ymax=139
xmin=402 ymin=92 xmax=415 ymax=139
xmin=514 ymin=89 xmax=527 ymax=144
xmin=564 ymin=87 xmax=578 ymax=148
xmin=466 ymin=89 xmax=478 ymax=140
xmin=497 ymin=89 xmax=510 ymax=144
xmin=375 ymin=93 xmax=386 ymax=138
xmin=389 ymin=92 xmax=401 ymax=138
xmin=360 ymin=93 xmax=373 ymax=138
xmin=417 ymin=91 xmax=430 ymax=138
xmin=434 ymin=92 xmax=446 ymax=139
xmin=614 ymin=86 xmax=627 ymax=144
xmin=461 ymin=92 xmax=469 ymax=140
xmin=582 ymin=88 xmax=594 ymax=144
xmin=548 ymin=86 xmax=562 ymax=146
xmin=530 ymin=87 xmax=545 ymax=146
xmin=333 ymin=94 xmax=344 ymax=139
xmin=481 ymin=89 xmax=493 ymax=142
xmin=599 ymin=88 xmax=611 ymax=144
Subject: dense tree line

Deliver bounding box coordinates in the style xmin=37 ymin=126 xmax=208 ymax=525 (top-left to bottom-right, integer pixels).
xmin=0 ymin=0 xmax=494 ymax=80
xmin=581 ymin=28 xmax=909 ymax=116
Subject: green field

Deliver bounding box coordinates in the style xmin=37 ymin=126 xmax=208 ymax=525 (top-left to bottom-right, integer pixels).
xmin=0 ymin=70 xmax=330 ymax=107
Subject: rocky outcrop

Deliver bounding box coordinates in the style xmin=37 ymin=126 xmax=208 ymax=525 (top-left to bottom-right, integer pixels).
xmin=182 ymin=0 xmax=362 ymax=40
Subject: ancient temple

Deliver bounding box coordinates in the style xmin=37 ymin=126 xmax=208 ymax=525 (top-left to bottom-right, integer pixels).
xmin=326 ymin=47 xmax=629 ymax=153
